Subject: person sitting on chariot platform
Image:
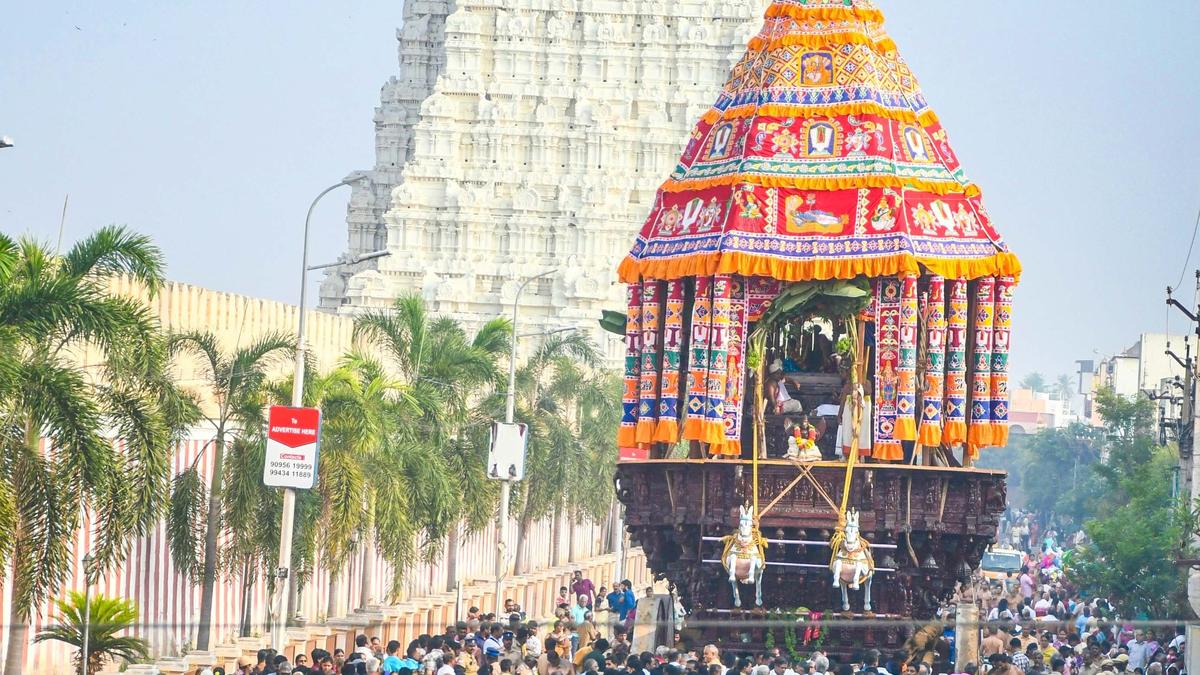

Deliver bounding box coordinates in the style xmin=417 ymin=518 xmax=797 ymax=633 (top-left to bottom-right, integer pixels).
xmin=767 ymin=360 xmax=802 ymax=414
xmin=803 ymin=326 xmax=835 ymax=373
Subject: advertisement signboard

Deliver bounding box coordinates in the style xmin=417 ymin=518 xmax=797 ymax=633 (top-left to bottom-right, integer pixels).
xmin=263 ymin=405 xmax=321 ymax=489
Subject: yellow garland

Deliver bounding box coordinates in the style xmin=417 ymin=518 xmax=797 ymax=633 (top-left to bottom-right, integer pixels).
xmin=721 ymin=528 xmax=768 ymax=569
xmin=700 ymin=103 xmax=940 ymax=127
xmin=617 ymin=250 xmax=1022 ymax=286
xmin=657 ymin=173 xmax=980 ymax=198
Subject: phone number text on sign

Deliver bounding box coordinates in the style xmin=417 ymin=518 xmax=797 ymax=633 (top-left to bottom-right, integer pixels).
xmin=264 ymin=406 xmax=321 ymax=489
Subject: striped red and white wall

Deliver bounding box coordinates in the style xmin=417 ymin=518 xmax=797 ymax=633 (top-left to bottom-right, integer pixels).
xmin=0 ymin=433 xmax=618 ymax=674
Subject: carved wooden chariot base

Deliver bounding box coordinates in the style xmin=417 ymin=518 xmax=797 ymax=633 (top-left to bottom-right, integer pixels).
xmin=616 ymin=459 xmax=1006 ymax=656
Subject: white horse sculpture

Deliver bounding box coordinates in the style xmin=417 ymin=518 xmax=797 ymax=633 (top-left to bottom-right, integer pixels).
xmin=721 ymin=505 xmax=767 ymax=608
xmin=830 ymin=508 xmax=875 ymax=612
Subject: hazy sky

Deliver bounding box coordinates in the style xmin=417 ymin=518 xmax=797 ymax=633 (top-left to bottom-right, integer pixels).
xmin=2 ymin=2 xmax=1199 ymax=381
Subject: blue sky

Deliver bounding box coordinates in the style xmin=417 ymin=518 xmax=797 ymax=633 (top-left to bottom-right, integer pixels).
xmin=2 ymin=1 xmax=1199 ymax=380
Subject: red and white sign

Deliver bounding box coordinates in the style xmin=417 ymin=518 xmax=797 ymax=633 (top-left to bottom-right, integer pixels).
xmin=264 ymin=406 xmax=321 ymax=489
xmin=618 ymin=446 xmax=649 ymax=462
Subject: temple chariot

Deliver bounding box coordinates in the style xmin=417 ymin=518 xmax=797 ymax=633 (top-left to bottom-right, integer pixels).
xmin=611 ymin=0 xmax=1019 ymax=657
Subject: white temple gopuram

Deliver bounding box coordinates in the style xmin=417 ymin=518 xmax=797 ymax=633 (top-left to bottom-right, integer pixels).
xmin=319 ymin=0 xmax=768 ymax=361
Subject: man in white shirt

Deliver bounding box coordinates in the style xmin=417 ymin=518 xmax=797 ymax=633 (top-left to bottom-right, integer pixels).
xmin=483 ymin=624 xmax=505 ymax=663
xmin=1034 ymin=594 xmax=1052 ymax=617
xmin=771 ymin=658 xmax=799 ymax=675
xmin=571 ymin=595 xmax=589 ymax=627
xmin=353 ymin=634 xmax=381 ymax=673
xmin=1168 ymin=627 xmax=1186 ymax=653
xmin=1127 ymin=631 xmax=1150 ymax=671
xmin=525 ymin=624 xmax=544 ymax=653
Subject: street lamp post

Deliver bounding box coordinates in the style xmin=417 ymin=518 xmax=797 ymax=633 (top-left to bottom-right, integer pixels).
xmin=82 ymin=552 xmax=94 ymax=675
xmin=495 ymin=269 xmax=557 ymax=613
xmin=272 ymin=173 xmax=383 ymax=653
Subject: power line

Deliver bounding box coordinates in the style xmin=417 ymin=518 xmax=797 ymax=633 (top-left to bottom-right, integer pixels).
xmin=1171 ymin=198 xmax=1200 ymax=292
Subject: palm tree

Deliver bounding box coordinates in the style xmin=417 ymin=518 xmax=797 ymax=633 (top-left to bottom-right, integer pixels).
xmin=1054 ymin=374 xmax=1075 ymax=402
xmin=353 ymin=294 xmax=510 ymax=594
xmin=35 ymin=591 xmax=150 ymax=675
xmin=1020 ymin=372 xmax=1047 ymax=393
xmin=502 ymin=332 xmax=614 ymax=574
xmin=166 ymin=330 xmax=293 ymax=651
xmin=0 ymin=227 xmax=197 ymax=675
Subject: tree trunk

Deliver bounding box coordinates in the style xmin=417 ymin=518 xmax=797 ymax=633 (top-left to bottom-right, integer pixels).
xmin=513 ymin=517 xmax=530 ymax=575
xmin=196 ymin=429 xmax=226 ymax=651
xmin=567 ymin=512 xmax=578 ymax=563
xmin=326 ymin=565 xmax=341 ymax=621
xmin=445 ymin=524 xmax=460 ymax=593
xmin=608 ymin=500 xmax=621 ymax=554
xmin=239 ymin=558 xmax=254 ymax=638
xmin=551 ymin=505 xmax=563 ymax=568
xmin=4 ymin=421 xmax=37 ymax=675
xmin=359 ymin=534 xmax=374 ymax=610
xmin=4 ymin=556 xmax=29 ymax=675
xmin=359 ymin=498 xmax=375 ymax=610
xmin=287 ymin=572 xmax=301 ymax=625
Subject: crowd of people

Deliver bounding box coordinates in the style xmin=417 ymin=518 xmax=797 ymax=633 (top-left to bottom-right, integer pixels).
xmin=222 ymin=574 xmax=643 ymax=675
xmin=198 ymin=512 xmax=1188 ymax=675
xmin=959 ymin=511 xmax=1186 ymax=675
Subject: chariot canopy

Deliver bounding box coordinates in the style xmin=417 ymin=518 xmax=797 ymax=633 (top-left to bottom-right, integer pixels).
xmin=616 ymin=0 xmax=1021 ymax=463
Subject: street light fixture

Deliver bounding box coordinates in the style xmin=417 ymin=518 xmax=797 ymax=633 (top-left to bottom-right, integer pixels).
xmin=0 ymin=136 xmax=12 ymax=149
xmin=306 ymin=249 xmax=391 ymax=272
xmin=495 ymin=268 xmax=557 ymax=612
xmin=272 ymin=172 xmax=374 ymax=654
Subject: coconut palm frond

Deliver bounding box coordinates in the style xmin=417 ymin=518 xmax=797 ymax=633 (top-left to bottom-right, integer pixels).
xmin=60 ymin=224 xmax=165 ymax=295
xmin=167 ymin=466 xmax=207 ymax=583
xmin=12 ymin=445 xmax=79 ymax=616
xmin=18 ymin=357 xmax=116 ymax=495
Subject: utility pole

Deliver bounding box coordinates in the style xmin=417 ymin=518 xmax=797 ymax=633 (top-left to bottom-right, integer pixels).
xmin=1166 ymin=270 xmax=1200 ymax=617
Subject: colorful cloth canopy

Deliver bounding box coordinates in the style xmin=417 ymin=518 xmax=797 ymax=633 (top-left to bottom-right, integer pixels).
xmin=618 ymin=0 xmax=1020 ymax=286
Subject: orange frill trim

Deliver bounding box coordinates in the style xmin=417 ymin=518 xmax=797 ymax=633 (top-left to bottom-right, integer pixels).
xmin=700 ymin=103 xmax=939 ymax=128
xmin=709 ymin=439 xmax=742 ymax=457
xmin=941 ymin=420 xmax=967 ymax=447
xmin=683 ymin=418 xmax=728 ymax=447
xmin=991 ymin=425 xmax=1010 ymax=449
xmin=618 ymin=250 xmax=1022 ymax=286
xmin=965 ymin=443 xmax=981 ymax=462
xmin=659 ymin=173 xmax=980 ymax=198
xmin=763 ymin=3 xmax=886 ymax=24
xmin=635 ymin=419 xmax=658 ymax=445
xmin=917 ymin=423 xmax=942 ymax=448
xmin=893 ymin=417 xmax=917 ymax=442
xmin=967 ymin=424 xmax=993 ymax=447
xmin=617 ymin=427 xmax=638 ymax=448
xmin=653 ymin=419 xmax=680 ymax=444
xmin=874 ymin=441 xmax=904 ymax=462
xmin=747 ymin=32 xmax=897 ymax=54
